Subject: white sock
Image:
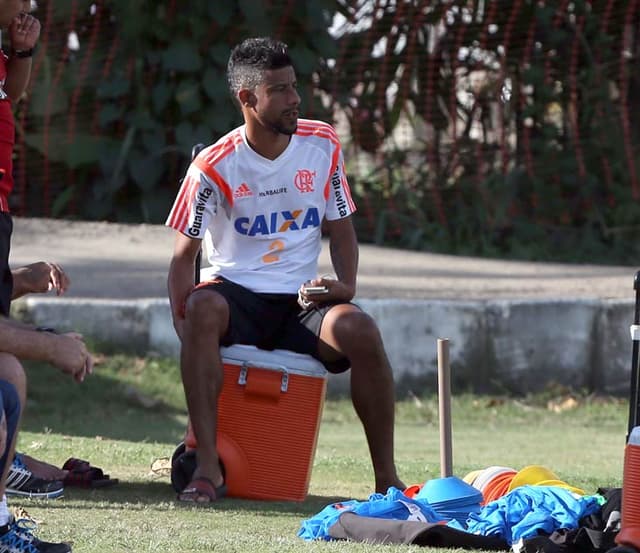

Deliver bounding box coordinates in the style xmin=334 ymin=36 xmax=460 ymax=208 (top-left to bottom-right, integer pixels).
xmin=0 ymin=495 xmax=9 ymax=526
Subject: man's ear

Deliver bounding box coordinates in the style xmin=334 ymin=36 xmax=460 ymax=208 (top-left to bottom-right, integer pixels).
xmin=238 ymin=89 xmax=256 ymax=108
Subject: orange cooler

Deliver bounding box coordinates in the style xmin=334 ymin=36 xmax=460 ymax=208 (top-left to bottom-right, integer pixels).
xmin=185 ymin=345 xmax=328 ymax=502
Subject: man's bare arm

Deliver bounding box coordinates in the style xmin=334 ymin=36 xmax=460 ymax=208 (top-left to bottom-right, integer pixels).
xmin=4 ymin=13 xmax=40 ymax=101
xmin=167 ymin=232 xmax=203 ymax=339
xmin=11 ymin=262 xmax=69 ymax=299
xmin=0 ymin=319 xmax=92 ymax=382
xmin=322 ymin=216 xmax=359 ymax=301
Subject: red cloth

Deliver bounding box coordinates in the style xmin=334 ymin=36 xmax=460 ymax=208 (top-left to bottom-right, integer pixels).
xmin=0 ymin=49 xmax=15 ymax=212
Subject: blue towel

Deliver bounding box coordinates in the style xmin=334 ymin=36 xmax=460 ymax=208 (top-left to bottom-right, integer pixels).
xmin=298 ymin=486 xmax=445 ymax=541
xmin=463 ymin=485 xmax=601 ymax=544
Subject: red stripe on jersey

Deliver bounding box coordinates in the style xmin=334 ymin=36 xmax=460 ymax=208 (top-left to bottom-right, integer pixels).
xmin=296 ymin=131 xmax=340 ymax=147
xmin=297 ymin=119 xmax=339 ymax=138
xmin=323 ymin=143 xmax=342 ymax=201
xmin=199 ymin=130 xmax=243 ymax=166
xmin=193 ymin=157 xmax=234 ymax=206
xmin=296 ymin=125 xmax=339 ymax=139
xmin=170 ymin=173 xmax=203 ymax=232
xmin=201 ymin=144 xmax=234 ymax=166
xmin=297 ymin=123 xmax=339 ymax=141
xmin=341 ymin=158 xmax=356 ymax=212
xmin=168 ymin=132 xmax=241 ymax=233
xmin=297 ymin=121 xmax=343 ymax=201
xmin=296 ymin=128 xmax=339 ymax=142
xmin=323 ymin=181 xmax=330 ymax=201
xmin=295 ymin=120 xmax=354 ymax=213
xmin=296 ymin=118 xmax=339 ymax=138
xmin=167 ymin=173 xmax=197 ymax=231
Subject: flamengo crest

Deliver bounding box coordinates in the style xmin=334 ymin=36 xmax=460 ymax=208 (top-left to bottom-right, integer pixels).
xmin=294 ymin=169 xmax=316 ymax=193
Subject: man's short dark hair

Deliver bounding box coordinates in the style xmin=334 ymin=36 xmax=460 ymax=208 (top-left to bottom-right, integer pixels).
xmin=227 ymin=37 xmax=293 ymax=101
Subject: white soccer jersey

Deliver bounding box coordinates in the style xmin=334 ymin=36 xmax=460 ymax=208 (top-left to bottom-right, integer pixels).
xmin=166 ymin=118 xmax=357 ymax=293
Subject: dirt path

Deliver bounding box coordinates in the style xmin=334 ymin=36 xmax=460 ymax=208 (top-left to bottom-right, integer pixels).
xmin=8 ymin=216 xmax=638 ymax=300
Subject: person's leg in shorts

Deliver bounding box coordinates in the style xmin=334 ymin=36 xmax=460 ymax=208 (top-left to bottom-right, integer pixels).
xmin=278 ymin=302 xmax=405 ymax=494
xmin=177 ymin=277 xmax=294 ymax=502
xmin=0 ymin=213 xmax=12 ymax=317
xmin=0 ymin=353 xmax=25 ymax=518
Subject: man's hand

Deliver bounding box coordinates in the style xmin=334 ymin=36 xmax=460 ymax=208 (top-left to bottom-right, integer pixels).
xmin=12 ymin=261 xmax=69 ymax=298
xmin=297 ymin=276 xmax=354 ymax=310
xmin=9 ymin=12 xmax=41 ymax=51
xmin=46 ymin=332 xmax=93 ymax=383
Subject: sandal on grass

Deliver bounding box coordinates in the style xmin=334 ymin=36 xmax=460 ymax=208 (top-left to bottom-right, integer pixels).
xmin=62 ymin=458 xmax=119 ymax=488
xmin=178 ymin=476 xmax=227 ymax=504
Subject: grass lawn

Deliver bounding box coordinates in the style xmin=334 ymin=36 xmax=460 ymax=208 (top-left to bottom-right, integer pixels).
xmin=10 ymin=352 xmax=628 ymax=552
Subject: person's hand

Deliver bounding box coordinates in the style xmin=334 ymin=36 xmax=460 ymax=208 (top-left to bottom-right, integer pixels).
xmin=47 ymin=332 xmax=93 ymax=383
xmin=9 ymin=12 xmax=41 ymax=51
xmin=297 ymin=277 xmax=354 ymax=310
xmin=14 ymin=262 xmax=70 ymax=296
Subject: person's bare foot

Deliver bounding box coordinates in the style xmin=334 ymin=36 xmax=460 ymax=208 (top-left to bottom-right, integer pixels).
xmin=177 ymin=474 xmax=227 ymax=503
xmin=19 ymin=453 xmax=68 ymax=481
xmin=375 ymin=477 xmax=406 ymax=494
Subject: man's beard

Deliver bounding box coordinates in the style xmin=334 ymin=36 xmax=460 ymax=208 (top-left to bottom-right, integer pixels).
xmin=269 ymin=119 xmax=298 ymax=136
xmin=266 ymin=110 xmax=298 ymax=136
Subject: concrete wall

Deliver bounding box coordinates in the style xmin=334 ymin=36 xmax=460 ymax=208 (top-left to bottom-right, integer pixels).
xmin=13 ymin=296 xmax=636 ymax=397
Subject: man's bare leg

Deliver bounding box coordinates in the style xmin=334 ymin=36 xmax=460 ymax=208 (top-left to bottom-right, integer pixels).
xmin=319 ymin=305 xmax=405 ymax=494
xmin=177 ymin=290 xmax=228 ymax=502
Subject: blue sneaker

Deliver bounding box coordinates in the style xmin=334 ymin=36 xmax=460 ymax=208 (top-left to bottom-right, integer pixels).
xmin=5 ymin=456 xmax=63 ymax=500
xmin=0 ymin=517 xmax=71 ymax=552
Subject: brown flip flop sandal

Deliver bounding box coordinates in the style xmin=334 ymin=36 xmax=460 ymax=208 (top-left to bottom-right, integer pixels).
xmin=62 ymin=458 xmax=119 ymax=488
xmin=178 ymin=476 xmax=227 ymax=504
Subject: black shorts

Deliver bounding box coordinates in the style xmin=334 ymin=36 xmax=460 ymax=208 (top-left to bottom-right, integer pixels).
xmin=0 ymin=212 xmax=12 ymax=317
xmin=192 ymin=277 xmax=351 ymax=374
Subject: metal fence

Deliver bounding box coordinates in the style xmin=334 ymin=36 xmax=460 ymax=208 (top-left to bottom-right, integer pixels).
xmin=7 ymin=1 xmax=640 ymax=258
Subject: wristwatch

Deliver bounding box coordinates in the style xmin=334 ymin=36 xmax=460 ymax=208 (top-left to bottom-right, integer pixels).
xmin=12 ymin=48 xmax=34 ymax=58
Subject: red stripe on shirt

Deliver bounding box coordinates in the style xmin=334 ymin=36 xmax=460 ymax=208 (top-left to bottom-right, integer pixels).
xmin=323 ymin=143 xmax=342 ymax=201
xmin=167 ymin=173 xmax=198 ymax=231
xmin=294 ymin=121 xmax=354 ymax=213
xmin=340 ymin=159 xmax=356 ymax=211
xmin=296 ymin=127 xmax=339 ymax=142
xmin=167 ymin=134 xmax=240 ymax=233
xmin=199 ymin=131 xmax=243 ymax=166
xmin=297 ymin=119 xmax=339 ymax=138
xmin=192 ymin=157 xmax=234 ymax=206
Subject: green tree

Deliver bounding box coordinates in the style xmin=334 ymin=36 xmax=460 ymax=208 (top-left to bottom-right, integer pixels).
xmin=320 ymin=0 xmax=640 ymax=262
xmin=17 ymin=0 xmax=336 ymax=222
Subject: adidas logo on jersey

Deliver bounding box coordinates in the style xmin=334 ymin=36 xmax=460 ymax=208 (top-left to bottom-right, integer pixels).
xmin=234 ymin=183 xmax=253 ymax=198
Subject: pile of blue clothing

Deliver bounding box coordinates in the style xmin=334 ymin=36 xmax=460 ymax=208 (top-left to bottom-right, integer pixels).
xmin=298 ymin=486 xmax=444 ymax=541
xmin=299 ymin=485 xmax=603 ymax=547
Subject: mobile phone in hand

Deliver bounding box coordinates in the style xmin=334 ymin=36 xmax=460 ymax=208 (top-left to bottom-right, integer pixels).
xmin=304 ymin=285 xmax=329 ymax=295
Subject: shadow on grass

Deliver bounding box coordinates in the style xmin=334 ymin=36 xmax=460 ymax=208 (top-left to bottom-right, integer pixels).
xmin=34 ymin=480 xmax=349 ymax=517
xmin=20 ymin=361 xmax=186 ymax=443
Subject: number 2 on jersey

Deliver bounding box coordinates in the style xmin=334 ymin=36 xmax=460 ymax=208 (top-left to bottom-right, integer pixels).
xmin=262 ymin=239 xmax=285 ymax=263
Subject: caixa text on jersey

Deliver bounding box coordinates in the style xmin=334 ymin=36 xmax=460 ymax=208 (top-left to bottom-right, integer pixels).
xmin=234 ymin=207 xmax=321 ymax=236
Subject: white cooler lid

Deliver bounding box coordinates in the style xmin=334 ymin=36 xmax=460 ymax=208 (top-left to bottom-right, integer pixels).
xmin=220 ymin=344 xmax=327 ymax=377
